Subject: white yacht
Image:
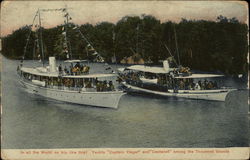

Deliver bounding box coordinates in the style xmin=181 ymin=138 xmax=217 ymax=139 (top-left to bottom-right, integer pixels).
xmin=118 ymin=60 xmax=235 ymax=101
xmin=17 ymin=8 xmax=125 ymax=108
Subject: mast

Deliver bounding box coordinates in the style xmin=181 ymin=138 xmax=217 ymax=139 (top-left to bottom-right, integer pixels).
xmin=136 ymin=24 xmax=139 ymax=54
xmin=112 ymin=28 xmax=117 ymax=66
xmin=63 ymin=7 xmax=73 ymax=59
xmin=22 ymin=10 xmax=39 ymax=65
xmin=76 ymin=28 xmax=90 ymax=65
xmin=38 ymin=9 xmax=45 ymax=66
xmin=173 ymin=24 xmax=180 ymax=66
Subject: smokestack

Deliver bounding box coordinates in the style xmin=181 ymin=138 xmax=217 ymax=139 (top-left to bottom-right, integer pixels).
xmin=163 ymin=60 xmax=170 ymax=73
xmin=49 ymin=57 xmax=57 ymax=72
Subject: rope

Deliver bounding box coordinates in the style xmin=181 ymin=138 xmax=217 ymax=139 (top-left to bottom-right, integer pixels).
xmin=22 ymin=10 xmax=39 ymax=62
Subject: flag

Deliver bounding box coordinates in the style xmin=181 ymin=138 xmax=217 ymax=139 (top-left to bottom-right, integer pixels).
xmin=64 ymin=13 xmax=69 ymax=17
xmin=89 ymin=47 xmax=95 ymax=51
xmin=86 ymin=44 xmax=95 ymax=51
xmin=92 ymin=51 xmax=98 ymax=56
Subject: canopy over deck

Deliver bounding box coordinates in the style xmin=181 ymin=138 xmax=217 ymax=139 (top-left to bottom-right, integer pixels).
xmin=174 ymin=74 xmax=224 ymax=79
xmin=21 ymin=67 xmax=117 ymax=78
xmin=125 ymin=65 xmax=173 ymax=74
xmin=64 ymin=74 xmax=117 ymax=78
xmin=64 ymin=60 xmax=88 ymax=63
xmin=21 ymin=67 xmax=58 ymax=77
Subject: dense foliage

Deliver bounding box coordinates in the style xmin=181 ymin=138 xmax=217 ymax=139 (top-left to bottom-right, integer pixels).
xmin=1 ymin=15 xmax=248 ymax=74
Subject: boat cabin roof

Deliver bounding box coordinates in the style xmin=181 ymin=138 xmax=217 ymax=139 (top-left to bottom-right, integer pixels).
xmin=64 ymin=60 xmax=88 ymax=63
xmin=125 ymin=65 xmax=173 ymax=74
xmin=63 ymin=74 xmax=117 ymax=78
xmin=174 ymin=74 xmax=224 ymax=79
xmin=21 ymin=67 xmax=116 ymax=78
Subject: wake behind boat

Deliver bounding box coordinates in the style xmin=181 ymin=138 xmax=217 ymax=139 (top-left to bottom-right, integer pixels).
xmin=17 ymin=8 xmax=125 ymax=108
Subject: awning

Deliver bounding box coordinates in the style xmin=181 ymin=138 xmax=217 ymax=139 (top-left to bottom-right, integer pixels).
xmin=64 ymin=60 xmax=88 ymax=63
xmin=174 ymin=74 xmax=224 ymax=79
xmin=125 ymin=65 xmax=171 ymax=74
xmin=63 ymin=74 xmax=117 ymax=78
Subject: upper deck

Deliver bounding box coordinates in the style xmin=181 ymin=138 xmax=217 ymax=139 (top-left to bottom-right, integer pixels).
xmin=20 ymin=67 xmax=117 ymax=78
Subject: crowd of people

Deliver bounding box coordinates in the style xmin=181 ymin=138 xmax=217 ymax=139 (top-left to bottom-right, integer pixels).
xmin=121 ymin=71 xmax=219 ymax=92
xmin=49 ymin=77 xmax=115 ymax=92
xmin=58 ymin=62 xmax=90 ymax=75
xmin=22 ymin=72 xmax=115 ymax=92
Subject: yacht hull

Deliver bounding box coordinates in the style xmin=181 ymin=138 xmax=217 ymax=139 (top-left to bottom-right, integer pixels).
xmin=20 ymin=79 xmax=125 ymax=108
xmin=123 ymin=82 xmax=234 ymax=101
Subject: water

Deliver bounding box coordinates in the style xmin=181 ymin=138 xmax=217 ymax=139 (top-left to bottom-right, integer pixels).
xmin=1 ymin=57 xmax=249 ymax=149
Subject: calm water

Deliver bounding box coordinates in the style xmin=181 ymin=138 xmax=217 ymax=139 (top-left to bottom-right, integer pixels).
xmin=1 ymin=57 xmax=249 ymax=149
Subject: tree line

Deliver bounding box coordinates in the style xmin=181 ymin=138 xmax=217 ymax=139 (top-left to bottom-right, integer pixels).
xmin=1 ymin=15 xmax=248 ymax=75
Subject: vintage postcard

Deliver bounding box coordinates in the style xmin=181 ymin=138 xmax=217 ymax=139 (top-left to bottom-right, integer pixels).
xmin=1 ymin=0 xmax=249 ymax=159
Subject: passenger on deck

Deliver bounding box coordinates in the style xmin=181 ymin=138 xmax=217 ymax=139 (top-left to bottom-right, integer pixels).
xmin=82 ymin=65 xmax=90 ymax=74
xmin=108 ymin=81 xmax=115 ymax=91
xmin=116 ymin=75 xmax=123 ymax=84
xmin=207 ymin=81 xmax=214 ymax=89
xmin=84 ymin=80 xmax=91 ymax=88
xmin=58 ymin=64 xmax=62 ymax=73
xmin=65 ymin=79 xmax=70 ymax=88
xmin=64 ymin=66 xmax=68 ymax=75
xmin=179 ymin=80 xmax=185 ymax=90
xmin=75 ymin=62 xmax=81 ymax=68
xmin=94 ymin=78 xmax=98 ymax=85
xmin=204 ymin=79 xmax=208 ymax=89
xmin=195 ymin=82 xmax=201 ymax=90
xmin=96 ymin=81 xmax=101 ymax=91
xmin=99 ymin=82 xmax=104 ymax=91
xmin=103 ymin=81 xmax=108 ymax=91
xmin=173 ymin=82 xmax=179 ymax=93
xmin=198 ymin=81 xmax=202 ymax=89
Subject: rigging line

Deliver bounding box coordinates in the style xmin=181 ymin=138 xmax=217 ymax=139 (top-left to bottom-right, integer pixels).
xmin=164 ymin=44 xmax=173 ymax=57
xmin=32 ymin=38 xmax=37 ymax=59
xmin=38 ymin=9 xmax=45 ymax=67
xmin=161 ymin=41 xmax=174 ymax=57
xmin=76 ymin=27 xmax=94 ymax=48
xmin=64 ymin=8 xmax=73 ymax=59
xmin=23 ymin=10 xmax=39 ymax=60
xmin=163 ymin=44 xmax=179 ymax=67
xmin=75 ymin=27 xmax=93 ymax=65
xmin=112 ymin=28 xmax=118 ymax=67
xmin=76 ymin=27 xmax=100 ymax=56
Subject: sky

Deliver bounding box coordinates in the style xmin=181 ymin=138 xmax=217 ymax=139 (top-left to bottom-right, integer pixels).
xmin=1 ymin=1 xmax=248 ymax=36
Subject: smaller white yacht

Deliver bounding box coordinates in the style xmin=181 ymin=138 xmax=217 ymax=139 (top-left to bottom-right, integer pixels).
xmin=118 ymin=60 xmax=235 ymax=102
